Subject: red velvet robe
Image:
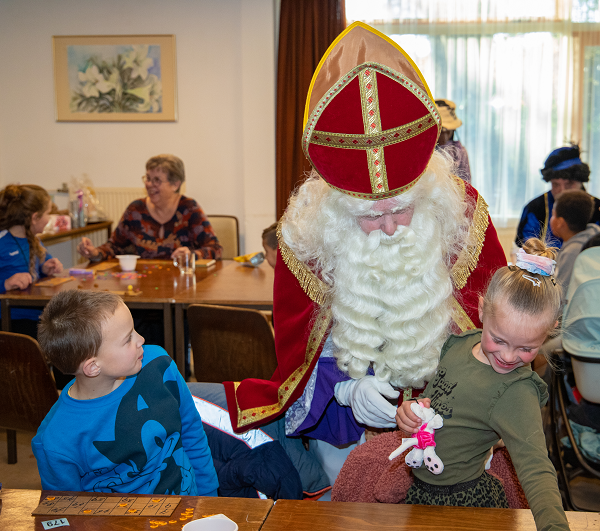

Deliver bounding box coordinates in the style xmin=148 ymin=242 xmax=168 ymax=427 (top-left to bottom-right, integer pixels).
xmin=224 ymin=180 xmax=507 ymax=434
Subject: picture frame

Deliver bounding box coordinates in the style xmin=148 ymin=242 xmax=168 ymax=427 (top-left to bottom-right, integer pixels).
xmin=53 ymin=35 xmax=177 ymax=122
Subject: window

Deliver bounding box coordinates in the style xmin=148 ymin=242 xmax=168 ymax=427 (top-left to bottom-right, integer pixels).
xmin=347 ymin=0 xmax=600 ymax=225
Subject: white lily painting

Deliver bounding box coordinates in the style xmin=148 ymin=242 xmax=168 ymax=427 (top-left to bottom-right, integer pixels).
xmin=67 ymin=44 xmax=162 ymax=113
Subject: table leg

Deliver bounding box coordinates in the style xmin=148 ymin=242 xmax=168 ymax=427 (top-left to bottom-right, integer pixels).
xmin=163 ymin=303 xmax=173 ymax=359
xmin=7 ymin=429 xmax=17 ymax=464
xmin=174 ymin=304 xmax=185 ymax=377
xmin=1 ymin=300 xmax=11 ymax=331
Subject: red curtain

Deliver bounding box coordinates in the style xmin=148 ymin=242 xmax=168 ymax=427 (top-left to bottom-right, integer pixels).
xmin=275 ymin=0 xmax=346 ymax=219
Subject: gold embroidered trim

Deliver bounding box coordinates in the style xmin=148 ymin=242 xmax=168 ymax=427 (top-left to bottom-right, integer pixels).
xmin=359 ymin=68 xmax=382 ymax=136
xmin=276 ymin=221 xmax=328 ymax=306
xmin=451 ymin=194 xmax=489 ymax=290
xmin=359 ymin=69 xmax=389 ymax=194
xmin=451 ymin=296 xmax=476 ymax=332
xmin=366 ymin=146 xmax=389 ymax=194
xmin=451 ymin=174 xmax=466 ymax=199
xmin=309 ymin=114 xmax=436 ymax=150
xmin=235 ymin=305 xmax=333 ymax=429
xmin=302 ymin=62 xmax=440 ymax=164
xmin=541 ymin=192 xmax=549 ymax=243
xmin=326 ymin=175 xmax=421 ymax=201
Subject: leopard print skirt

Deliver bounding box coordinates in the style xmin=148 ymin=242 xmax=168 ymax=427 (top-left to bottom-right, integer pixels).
xmin=405 ymin=472 xmax=509 ymax=508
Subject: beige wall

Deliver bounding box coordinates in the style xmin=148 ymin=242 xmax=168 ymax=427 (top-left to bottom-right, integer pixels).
xmin=493 ymin=221 xmax=518 ymax=263
xmin=0 ymin=0 xmax=276 ymax=254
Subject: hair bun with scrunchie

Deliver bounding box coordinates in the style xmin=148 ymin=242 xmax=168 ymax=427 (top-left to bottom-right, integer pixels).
xmin=515 ymin=249 xmax=556 ymax=276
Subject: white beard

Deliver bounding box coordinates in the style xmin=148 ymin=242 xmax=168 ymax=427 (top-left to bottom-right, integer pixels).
xmin=330 ymin=209 xmax=454 ymax=389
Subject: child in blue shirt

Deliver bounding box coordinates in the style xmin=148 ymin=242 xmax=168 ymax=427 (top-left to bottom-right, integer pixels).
xmin=0 ymin=184 xmax=63 ymax=333
xmin=32 ymin=289 xmax=219 ymax=496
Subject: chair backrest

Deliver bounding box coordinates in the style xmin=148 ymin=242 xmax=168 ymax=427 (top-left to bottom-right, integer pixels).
xmin=188 ymin=304 xmax=277 ymax=383
xmin=0 ymin=332 xmax=59 ymax=433
xmin=207 ymin=215 xmax=240 ymax=260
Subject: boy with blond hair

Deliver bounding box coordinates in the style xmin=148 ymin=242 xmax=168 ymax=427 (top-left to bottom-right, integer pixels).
xmin=32 ymin=289 xmax=218 ymax=495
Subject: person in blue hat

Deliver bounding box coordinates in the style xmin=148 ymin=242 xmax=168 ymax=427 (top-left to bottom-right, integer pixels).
xmin=515 ymin=144 xmax=600 ymax=249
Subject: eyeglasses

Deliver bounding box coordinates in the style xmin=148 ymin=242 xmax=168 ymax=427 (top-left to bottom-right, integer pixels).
xmin=141 ymin=175 xmax=169 ymax=186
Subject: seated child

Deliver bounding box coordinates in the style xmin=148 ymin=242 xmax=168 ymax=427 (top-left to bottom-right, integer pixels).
xmin=32 ymin=289 xmax=218 ymax=496
xmin=533 ymin=190 xmax=598 ymax=375
xmin=396 ymin=238 xmax=570 ymax=531
xmin=0 ymin=184 xmax=71 ymax=388
xmin=550 ymin=189 xmax=600 ymax=291
xmin=0 ymin=184 xmax=63 ymax=336
xmin=262 ymin=222 xmax=278 ymax=269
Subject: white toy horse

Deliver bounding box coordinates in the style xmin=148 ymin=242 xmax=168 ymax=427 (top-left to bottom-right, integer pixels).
xmin=388 ymin=402 xmax=444 ymax=475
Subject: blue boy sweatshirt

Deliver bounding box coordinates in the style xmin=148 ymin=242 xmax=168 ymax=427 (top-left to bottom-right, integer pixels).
xmin=32 ymin=345 xmax=219 ymax=496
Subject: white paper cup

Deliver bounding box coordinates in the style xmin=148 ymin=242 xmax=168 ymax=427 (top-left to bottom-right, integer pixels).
xmin=182 ymin=514 xmax=238 ymax=531
xmin=116 ymin=255 xmax=139 ymax=272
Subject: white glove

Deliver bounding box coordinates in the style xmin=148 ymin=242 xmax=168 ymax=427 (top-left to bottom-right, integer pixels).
xmin=334 ymin=376 xmax=400 ymax=428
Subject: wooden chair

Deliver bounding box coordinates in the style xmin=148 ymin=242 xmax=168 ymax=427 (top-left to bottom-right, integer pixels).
xmin=187 ymin=304 xmax=277 ymax=383
xmin=548 ymin=351 xmax=600 ymax=511
xmin=207 ymin=215 xmax=240 ymax=260
xmin=0 ymin=332 xmax=59 ymax=464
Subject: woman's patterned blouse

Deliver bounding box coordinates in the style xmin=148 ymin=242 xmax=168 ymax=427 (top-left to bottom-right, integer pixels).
xmin=96 ymin=196 xmax=222 ymax=260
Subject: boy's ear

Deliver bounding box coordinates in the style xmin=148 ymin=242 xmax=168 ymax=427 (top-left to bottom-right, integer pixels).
xmin=81 ymin=357 xmax=101 ymax=378
xmin=478 ymin=296 xmax=485 ymax=324
xmin=554 ymin=216 xmax=567 ymax=235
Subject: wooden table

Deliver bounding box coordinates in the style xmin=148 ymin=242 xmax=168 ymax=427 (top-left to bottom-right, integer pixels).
xmin=0 ymin=260 xmax=222 ymax=361
xmin=3 ymin=490 xmax=599 ymax=531
xmin=0 ymin=489 xmax=273 ymax=531
xmin=39 ymin=221 xmax=113 ymax=245
xmin=261 ymin=499 xmax=600 ymax=531
xmin=0 ymin=260 xmax=273 ymax=374
xmin=172 ymin=260 xmax=274 ymax=372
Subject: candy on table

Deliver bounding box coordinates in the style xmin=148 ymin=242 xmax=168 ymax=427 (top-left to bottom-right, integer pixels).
xmin=69 ymin=268 xmax=94 ymax=276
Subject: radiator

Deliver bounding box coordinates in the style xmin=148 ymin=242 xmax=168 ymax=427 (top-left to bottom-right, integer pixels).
xmin=92 ymin=184 xmax=185 ymax=228
xmin=94 ymin=187 xmax=145 ymax=229
xmin=66 ymin=187 xmax=144 ymax=264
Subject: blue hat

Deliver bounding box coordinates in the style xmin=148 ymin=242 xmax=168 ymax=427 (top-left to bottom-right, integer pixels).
xmin=541 ymin=145 xmax=590 ymax=182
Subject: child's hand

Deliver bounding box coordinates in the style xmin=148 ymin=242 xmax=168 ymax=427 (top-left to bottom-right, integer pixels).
xmin=42 ymin=258 xmax=63 ymax=276
xmin=4 ymin=272 xmax=33 ymax=291
xmin=395 ymin=398 xmax=431 ymax=434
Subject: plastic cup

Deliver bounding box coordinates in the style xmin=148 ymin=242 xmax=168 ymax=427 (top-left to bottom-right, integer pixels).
xmin=173 ymin=251 xmax=195 ymax=274
xmin=182 ymin=515 xmax=238 ymax=531
xmin=116 ymin=255 xmax=139 ymax=272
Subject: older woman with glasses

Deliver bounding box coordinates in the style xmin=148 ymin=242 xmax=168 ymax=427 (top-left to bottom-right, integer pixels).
xmin=77 ymin=154 xmax=222 ymax=262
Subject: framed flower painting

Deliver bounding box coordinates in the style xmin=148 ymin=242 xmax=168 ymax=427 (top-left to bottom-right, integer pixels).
xmin=53 ymin=35 xmax=177 ymax=121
